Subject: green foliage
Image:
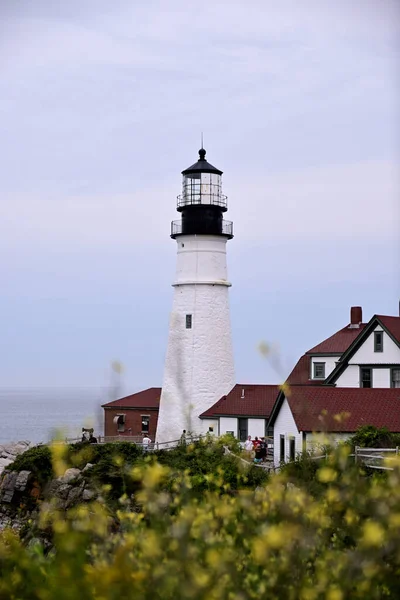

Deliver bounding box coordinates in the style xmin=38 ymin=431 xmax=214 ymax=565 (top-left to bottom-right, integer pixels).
xmin=153 ymin=436 xmax=268 ymax=493
xmin=7 ymin=445 xmax=53 ymax=486
xmin=348 ymin=425 xmax=400 ymax=449
xmin=2 ymin=445 xmax=400 ymax=598
xmin=280 ymin=453 xmax=324 ymax=495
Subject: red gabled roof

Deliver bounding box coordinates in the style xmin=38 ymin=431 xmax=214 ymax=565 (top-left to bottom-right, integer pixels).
xmin=307 ymin=323 xmax=367 ymax=354
xmin=286 ymin=322 xmax=368 ymax=386
xmin=283 ymin=387 xmax=400 ymax=433
xmin=200 ymin=384 xmax=279 ymax=418
xmin=102 ymin=387 xmax=161 ymax=409
xmin=286 ymin=355 xmax=324 ymax=386
xmin=377 ymin=315 xmax=400 ymax=344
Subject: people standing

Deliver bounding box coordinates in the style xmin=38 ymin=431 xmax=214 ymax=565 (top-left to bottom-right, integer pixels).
xmin=244 ymin=435 xmax=253 ymax=452
xmin=142 ymin=434 xmax=151 ymax=452
xmin=259 ymin=437 xmax=267 ymax=462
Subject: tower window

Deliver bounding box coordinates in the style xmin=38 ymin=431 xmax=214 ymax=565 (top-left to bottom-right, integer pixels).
xmin=186 ymin=314 xmax=192 ymax=329
xmin=360 ymin=367 xmax=372 ymax=388
xmin=374 ymin=331 xmax=383 ymax=352
xmin=313 ymin=362 xmax=325 ymax=379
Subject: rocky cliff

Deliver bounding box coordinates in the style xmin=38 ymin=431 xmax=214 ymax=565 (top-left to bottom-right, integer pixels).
xmin=0 ymin=462 xmax=96 ymax=535
xmin=0 ymin=441 xmax=31 ymax=475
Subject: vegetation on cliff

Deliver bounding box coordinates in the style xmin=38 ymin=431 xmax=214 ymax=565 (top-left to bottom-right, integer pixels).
xmin=1 ymin=433 xmax=400 ymax=598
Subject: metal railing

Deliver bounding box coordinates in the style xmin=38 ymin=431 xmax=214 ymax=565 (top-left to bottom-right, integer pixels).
xmin=171 ymin=219 xmax=233 ymax=237
xmin=177 ymin=194 xmax=228 ymax=209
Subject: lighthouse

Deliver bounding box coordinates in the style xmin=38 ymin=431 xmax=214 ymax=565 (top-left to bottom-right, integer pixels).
xmin=156 ymin=147 xmax=235 ymax=443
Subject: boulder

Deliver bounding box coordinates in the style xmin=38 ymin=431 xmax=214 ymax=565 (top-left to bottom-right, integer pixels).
xmin=82 ymin=463 xmax=94 ymax=472
xmin=15 ymin=471 xmax=32 ymax=492
xmin=82 ymin=488 xmax=95 ymax=501
xmin=59 ymin=468 xmax=82 ymax=484
xmin=65 ymin=484 xmax=85 ymax=509
xmin=55 ymin=483 xmax=73 ymax=500
xmin=0 ymin=457 xmax=13 ymax=474
xmin=0 ymin=472 xmax=18 ymax=502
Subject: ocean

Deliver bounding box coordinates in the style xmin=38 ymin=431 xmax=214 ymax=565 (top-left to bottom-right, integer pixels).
xmin=0 ymin=387 xmax=110 ymax=444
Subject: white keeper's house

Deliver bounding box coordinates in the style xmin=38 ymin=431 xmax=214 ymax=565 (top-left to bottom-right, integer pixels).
xmin=102 ymin=147 xmax=400 ymax=461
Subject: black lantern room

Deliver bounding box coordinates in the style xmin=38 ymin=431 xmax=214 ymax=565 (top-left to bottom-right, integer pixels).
xmin=171 ymin=148 xmax=233 ymax=239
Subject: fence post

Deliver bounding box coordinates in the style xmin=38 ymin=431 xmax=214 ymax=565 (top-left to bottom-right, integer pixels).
xmin=156 ymin=442 xmax=159 ymax=450
xmin=355 ymin=446 xmax=358 ymax=464
xmin=396 ymin=447 xmax=399 ymax=456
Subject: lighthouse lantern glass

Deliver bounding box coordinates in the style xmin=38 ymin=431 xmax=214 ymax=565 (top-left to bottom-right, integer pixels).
xmin=182 ymin=172 xmax=222 ymax=206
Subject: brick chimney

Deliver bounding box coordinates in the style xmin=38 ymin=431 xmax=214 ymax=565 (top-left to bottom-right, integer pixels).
xmin=349 ymin=306 xmax=362 ymax=328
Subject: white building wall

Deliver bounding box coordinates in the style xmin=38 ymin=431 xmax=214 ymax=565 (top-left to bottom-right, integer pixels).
xmin=174 ymin=236 xmax=229 ymax=285
xmin=373 ymin=368 xmax=391 ymax=387
xmin=351 ymin=326 xmax=400 ymax=364
xmin=198 ymin=418 xmax=219 ymax=435
xmin=156 ymin=235 xmax=235 ymax=443
xmin=248 ymin=419 xmax=265 ymax=438
xmin=334 ymin=325 xmax=399 ymax=388
xmin=310 ymin=356 xmax=340 ymax=380
xmin=335 ymin=364 xmax=361 ymax=387
xmin=273 ymin=398 xmax=302 ymax=467
xmin=220 ymin=417 xmax=238 ymax=436
xmin=306 ymin=432 xmax=352 ymax=451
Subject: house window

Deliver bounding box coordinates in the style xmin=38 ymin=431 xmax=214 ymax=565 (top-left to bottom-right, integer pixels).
xmin=141 ymin=416 xmax=150 ymax=433
xmin=360 ymin=367 xmax=372 ymax=388
xmin=226 ymin=431 xmax=235 ymax=437
xmin=185 ymin=314 xmax=192 ymax=329
xmin=113 ymin=414 xmax=125 ymax=432
xmin=313 ymin=362 xmax=325 ymax=379
xmin=391 ymin=369 xmax=400 ymax=389
xmin=289 ymin=437 xmax=295 ymax=461
xmin=238 ymin=418 xmax=248 ymax=442
xmin=280 ymin=435 xmax=285 ymax=463
xmin=374 ymin=331 xmax=383 ymax=352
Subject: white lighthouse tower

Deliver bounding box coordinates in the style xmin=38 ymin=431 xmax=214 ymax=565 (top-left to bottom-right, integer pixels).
xmin=156 ymin=147 xmax=235 ymax=443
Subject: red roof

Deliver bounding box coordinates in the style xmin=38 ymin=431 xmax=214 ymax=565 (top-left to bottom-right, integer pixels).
xmin=377 ymin=315 xmax=400 ymax=344
xmin=286 ymin=355 xmax=324 ymax=386
xmin=287 ymin=322 xmax=368 ymax=385
xmin=200 ymin=384 xmax=279 ymax=418
xmin=283 ymin=387 xmax=400 ymax=433
xmin=102 ymin=387 xmax=161 ymax=409
xmin=307 ymin=323 xmax=367 ymax=354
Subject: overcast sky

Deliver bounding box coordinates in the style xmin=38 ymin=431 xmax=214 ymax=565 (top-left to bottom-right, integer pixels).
xmin=1 ymin=0 xmax=399 ymax=392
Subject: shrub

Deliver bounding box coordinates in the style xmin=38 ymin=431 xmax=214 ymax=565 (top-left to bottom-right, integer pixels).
xmin=7 ymin=445 xmax=53 ymax=486
xmin=1 ymin=445 xmax=400 ymax=598
xmin=348 ymin=425 xmax=395 ymax=448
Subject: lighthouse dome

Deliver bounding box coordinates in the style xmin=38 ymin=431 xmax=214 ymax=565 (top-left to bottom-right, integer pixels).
xmin=172 ymin=147 xmax=233 ymax=239
xmin=181 ymin=148 xmax=223 ymax=175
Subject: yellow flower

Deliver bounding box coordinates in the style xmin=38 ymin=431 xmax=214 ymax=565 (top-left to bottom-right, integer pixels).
xmin=326 ymin=587 xmax=343 ymax=600
xmin=362 ymin=521 xmax=385 ymax=547
xmin=318 ymin=468 xmax=337 ymax=483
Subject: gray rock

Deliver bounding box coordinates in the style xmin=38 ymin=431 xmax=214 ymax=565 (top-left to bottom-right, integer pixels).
xmin=55 ymin=483 xmax=72 ymax=500
xmin=65 ymin=485 xmax=85 ymax=508
xmin=59 ymin=468 xmax=82 ymax=484
xmin=82 ymin=488 xmax=95 ymax=501
xmin=82 ymin=463 xmax=94 ymax=472
xmin=0 ymin=457 xmax=13 ymax=473
xmin=47 ymin=479 xmax=62 ymax=496
xmin=15 ymin=470 xmax=32 ymax=492
xmin=2 ymin=490 xmax=14 ymax=503
xmin=0 ymin=515 xmax=12 ymax=530
xmin=1 ymin=471 xmax=18 ymax=492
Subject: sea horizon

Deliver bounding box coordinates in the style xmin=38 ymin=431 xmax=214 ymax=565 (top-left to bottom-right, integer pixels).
xmin=0 ymin=386 xmax=114 ymax=445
